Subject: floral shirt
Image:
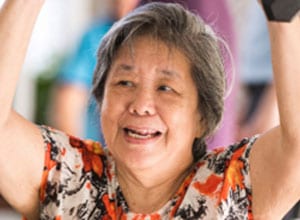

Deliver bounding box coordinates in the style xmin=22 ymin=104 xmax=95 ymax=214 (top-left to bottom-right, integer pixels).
xmin=35 ymin=126 xmax=257 ymax=220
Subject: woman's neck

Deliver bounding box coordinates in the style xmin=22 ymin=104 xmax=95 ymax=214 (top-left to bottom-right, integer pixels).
xmin=116 ymin=162 xmax=193 ymax=214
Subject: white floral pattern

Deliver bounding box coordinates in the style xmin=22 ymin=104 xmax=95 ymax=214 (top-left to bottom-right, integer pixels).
xmin=31 ymin=126 xmax=257 ymax=220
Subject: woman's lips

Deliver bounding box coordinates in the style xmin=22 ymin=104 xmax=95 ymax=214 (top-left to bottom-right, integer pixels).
xmin=123 ymin=127 xmax=162 ymax=144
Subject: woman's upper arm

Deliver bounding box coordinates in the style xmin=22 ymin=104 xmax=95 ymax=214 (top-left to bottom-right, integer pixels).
xmin=250 ymin=126 xmax=300 ymax=219
xmin=0 ymin=111 xmax=45 ymax=218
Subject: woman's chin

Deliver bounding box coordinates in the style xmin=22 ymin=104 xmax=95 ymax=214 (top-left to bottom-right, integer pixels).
xmin=116 ymin=148 xmax=164 ymax=171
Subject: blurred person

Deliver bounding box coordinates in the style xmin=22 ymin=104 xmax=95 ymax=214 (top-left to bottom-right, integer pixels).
xmin=1 ymin=1 xmax=300 ymax=219
xmin=187 ymin=0 xmax=239 ymax=150
xmin=52 ymin=0 xmax=140 ymax=144
xmin=238 ymin=0 xmax=279 ymax=138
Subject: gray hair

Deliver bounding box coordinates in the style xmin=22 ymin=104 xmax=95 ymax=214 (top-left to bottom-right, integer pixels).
xmin=92 ymin=2 xmax=226 ymax=160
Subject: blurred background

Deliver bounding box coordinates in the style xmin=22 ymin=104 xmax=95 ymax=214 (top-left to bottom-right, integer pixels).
xmin=1 ymin=0 xmax=291 ymax=219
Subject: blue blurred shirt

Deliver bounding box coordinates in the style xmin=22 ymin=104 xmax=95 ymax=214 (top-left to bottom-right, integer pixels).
xmin=57 ymin=19 xmax=113 ymax=144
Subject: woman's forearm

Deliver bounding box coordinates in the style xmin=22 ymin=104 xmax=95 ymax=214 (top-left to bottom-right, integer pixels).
xmin=268 ymin=16 xmax=300 ymax=146
xmin=0 ymin=0 xmax=44 ymax=125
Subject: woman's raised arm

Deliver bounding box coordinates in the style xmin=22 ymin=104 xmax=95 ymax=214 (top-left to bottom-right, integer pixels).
xmin=269 ymin=16 xmax=300 ymax=148
xmin=250 ymin=9 xmax=300 ymax=219
xmin=0 ymin=0 xmax=45 ymax=219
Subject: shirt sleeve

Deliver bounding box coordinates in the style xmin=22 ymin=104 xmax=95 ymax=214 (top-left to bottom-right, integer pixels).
xmin=37 ymin=125 xmax=107 ymax=219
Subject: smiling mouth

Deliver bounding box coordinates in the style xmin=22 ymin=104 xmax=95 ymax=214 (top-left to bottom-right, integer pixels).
xmin=124 ymin=128 xmax=162 ymax=139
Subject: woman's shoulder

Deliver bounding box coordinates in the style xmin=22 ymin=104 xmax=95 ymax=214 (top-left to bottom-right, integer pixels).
xmin=39 ymin=125 xmax=106 ymax=155
xmin=38 ymin=125 xmax=114 ymax=219
xmin=193 ymin=136 xmax=259 ymax=184
xmin=185 ymin=136 xmax=259 ymax=218
xmin=38 ymin=125 xmax=109 ymax=183
xmin=202 ymin=136 xmax=258 ymax=167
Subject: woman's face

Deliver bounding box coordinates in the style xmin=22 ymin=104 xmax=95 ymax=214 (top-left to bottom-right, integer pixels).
xmin=101 ymin=36 xmax=202 ymax=173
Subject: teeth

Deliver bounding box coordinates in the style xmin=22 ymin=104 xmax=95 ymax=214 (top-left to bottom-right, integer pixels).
xmin=127 ymin=130 xmax=155 ymax=139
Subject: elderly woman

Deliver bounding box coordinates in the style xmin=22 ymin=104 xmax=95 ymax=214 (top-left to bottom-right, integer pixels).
xmin=0 ymin=0 xmax=299 ymax=219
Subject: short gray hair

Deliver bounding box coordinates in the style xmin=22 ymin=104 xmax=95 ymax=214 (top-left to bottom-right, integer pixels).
xmin=92 ymin=2 xmax=226 ymax=160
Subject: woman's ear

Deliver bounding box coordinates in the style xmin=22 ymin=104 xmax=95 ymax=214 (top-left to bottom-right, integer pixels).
xmin=195 ymin=115 xmax=205 ymax=139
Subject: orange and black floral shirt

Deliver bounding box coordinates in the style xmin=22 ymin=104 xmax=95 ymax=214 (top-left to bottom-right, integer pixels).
xmin=37 ymin=126 xmax=257 ymax=219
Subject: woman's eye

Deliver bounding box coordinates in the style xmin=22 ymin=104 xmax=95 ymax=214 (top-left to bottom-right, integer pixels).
xmin=118 ymin=80 xmax=133 ymax=87
xmin=158 ymin=85 xmax=173 ymax=92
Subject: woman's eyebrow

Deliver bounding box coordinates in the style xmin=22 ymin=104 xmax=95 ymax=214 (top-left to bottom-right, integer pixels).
xmin=112 ymin=63 xmax=182 ymax=79
xmin=116 ymin=63 xmax=133 ymax=72
xmin=159 ymin=69 xmax=181 ymax=80
xmin=111 ymin=63 xmax=135 ymax=77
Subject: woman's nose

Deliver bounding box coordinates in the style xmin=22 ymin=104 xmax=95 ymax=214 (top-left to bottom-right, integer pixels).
xmin=128 ymin=89 xmax=156 ymax=116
